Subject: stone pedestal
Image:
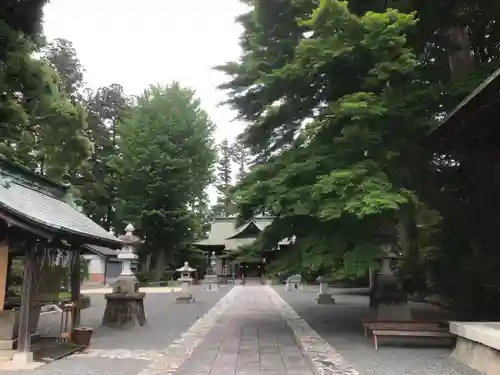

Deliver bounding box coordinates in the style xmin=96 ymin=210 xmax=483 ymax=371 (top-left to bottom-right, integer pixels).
xmin=176 ymin=280 xmax=194 ymax=303
xmin=371 ymin=248 xmax=410 ymax=320
xmin=315 ymin=276 xmax=335 ymax=304
xmin=204 ymin=252 xmax=219 ymax=292
xmin=102 ymin=263 xmax=146 ymax=328
xmin=102 ymin=293 xmax=146 ymax=328
xmin=204 ymin=275 xmax=219 ymax=291
xmin=101 ymin=224 xmax=146 ymax=328
xmin=316 ymin=293 xmax=335 ymax=304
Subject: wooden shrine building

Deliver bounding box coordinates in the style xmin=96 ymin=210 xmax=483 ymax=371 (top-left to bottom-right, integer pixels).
xmin=424 ymin=67 xmax=500 ymax=375
xmin=424 ymin=67 xmax=500 ymax=259
xmin=194 ymin=216 xmax=289 ymax=279
xmin=0 ymin=155 xmax=123 ymax=363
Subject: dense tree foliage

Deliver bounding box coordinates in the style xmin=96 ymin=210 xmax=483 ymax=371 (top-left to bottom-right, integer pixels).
xmin=114 ymin=83 xmax=217 ymax=276
xmin=218 ymin=0 xmax=500 ymax=316
xmin=0 ymin=14 xmax=91 ymax=180
xmin=0 ymin=2 xmax=217 ymax=278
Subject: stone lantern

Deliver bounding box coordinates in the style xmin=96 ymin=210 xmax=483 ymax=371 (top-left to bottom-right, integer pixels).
xmin=371 ymin=244 xmax=410 ymax=321
xmin=204 ymin=251 xmax=219 ymax=291
xmin=102 ymin=224 xmax=146 ymax=328
xmin=175 ymin=261 xmax=195 ymax=303
xmin=116 ymin=223 xmax=141 ymax=289
xmin=315 ymin=276 xmax=335 ymax=304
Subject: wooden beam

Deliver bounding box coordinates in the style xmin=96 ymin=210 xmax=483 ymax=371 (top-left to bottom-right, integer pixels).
xmin=70 ymin=251 xmax=81 ymax=328
xmin=16 ymin=242 xmax=35 ymax=354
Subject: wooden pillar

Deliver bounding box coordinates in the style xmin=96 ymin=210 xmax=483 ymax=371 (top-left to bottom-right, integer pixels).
xmin=17 ymin=244 xmax=35 ymax=354
xmin=0 ymin=241 xmax=10 ymax=311
xmin=70 ymin=252 xmax=81 ymax=328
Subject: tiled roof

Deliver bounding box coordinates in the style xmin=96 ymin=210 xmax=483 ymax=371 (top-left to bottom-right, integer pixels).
xmin=194 ymin=216 xmax=288 ymax=250
xmin=82 ymin=244 xmax=119 ymax=257
xmin=0 ymin=157 xmax=122 ymax=248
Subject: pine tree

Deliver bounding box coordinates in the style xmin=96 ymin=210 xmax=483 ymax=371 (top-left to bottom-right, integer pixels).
xmin=231 ymin=138 xmax=250 ymax=182
xmin=212 ymin=139 xmax=235 ymax=216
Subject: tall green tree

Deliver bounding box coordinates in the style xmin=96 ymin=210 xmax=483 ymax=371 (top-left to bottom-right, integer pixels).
xmin=219 ymin=0 xmax=500 ymax=315
xmin=74 ymin=84 xmax=132 ymax=229
xmin=212 ymin=138 xmax=235 ymax=216
xmin=0 ymin=20 xmax=91 ymax=180
xmin=217 ymin=0 xmax=419 ymax=277
xmin=231 ymin=138 xmax=250 ymax=182
xmin=43 ymin=38 xmax=85 ymax=101
xmin=115 ymin=83 xmax=216 ymax=276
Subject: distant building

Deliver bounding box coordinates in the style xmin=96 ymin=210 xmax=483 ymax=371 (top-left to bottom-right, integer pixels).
xmin=82 ymin=244 xmax=138 ymax=285
xmin=194 ymin=216 xmax=290 ymax=278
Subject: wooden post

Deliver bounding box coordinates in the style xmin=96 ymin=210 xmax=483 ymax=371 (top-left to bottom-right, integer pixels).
xmin=17 ymin=244 xmax=35 ymax=354
xmin=0 ymin=241 xmax=11 ymax=311
xmin=70 ymin=251 xmax=81 ymax=328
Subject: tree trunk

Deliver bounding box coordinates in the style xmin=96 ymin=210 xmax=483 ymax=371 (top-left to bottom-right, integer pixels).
xmin=448 ymin=26 xmax=474 ymax=78
xmin=154 ymin=251 xmax=166 ymax=280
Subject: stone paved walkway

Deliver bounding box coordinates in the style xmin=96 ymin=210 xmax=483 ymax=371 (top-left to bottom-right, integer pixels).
xmin=4 ymin=285 xmax=479 ymax=375
xmin=174 ymin=286 xmax=315 ymax=375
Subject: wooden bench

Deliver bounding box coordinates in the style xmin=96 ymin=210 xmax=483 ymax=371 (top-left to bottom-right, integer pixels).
xmin=363 ymin=321 xmax=454 ymax=350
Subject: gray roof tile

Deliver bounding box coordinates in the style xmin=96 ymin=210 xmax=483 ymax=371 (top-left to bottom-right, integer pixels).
xmin=194 ymin=216 xmax=288 ymax=250
xmin=82 ymin=244 xmax=119 ymax=257
xmin=0 ymin=179 xmax=121 ymax=246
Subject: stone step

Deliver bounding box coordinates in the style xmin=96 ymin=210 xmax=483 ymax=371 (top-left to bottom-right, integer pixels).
xmin=0 ymin=349 xmax=16 ymax=360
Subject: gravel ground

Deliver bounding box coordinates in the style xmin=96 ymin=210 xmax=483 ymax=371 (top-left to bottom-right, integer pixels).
xmin=4 ymin=286 xmax=233 ymax=375
xmin=2 ymin=358 xmax=149 ymax=375
xmin=275 ymin=286 xmax=480 ymax=375
xmin=38 ymin=285 xmax=233 ymax=350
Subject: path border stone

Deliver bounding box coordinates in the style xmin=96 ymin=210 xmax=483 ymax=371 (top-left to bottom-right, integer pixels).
xmin=266 ymin=285 xmax=359 ymax=375
xmin=137 ymin=286 xmax=241 ymax=375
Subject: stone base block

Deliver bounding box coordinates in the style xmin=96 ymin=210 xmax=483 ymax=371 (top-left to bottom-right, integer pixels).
xmin=376 ymin=303 xmax=412 ymax=321
xmin=450 ymin=322 xmax=500 ymax=375
xmin=176 ymin=293 xmax=195 ymax=304
xmin=11 ymin=351 xmax=33 ymax=365
xmin=285 ymin=283 xmax=302 ymax=292
xmin=204 ymin=283 xmax=219 ymax=291
xmin=102 ymin=292 xmax=146 ymax=328
xmin=0 ymin=339 xmax=14 ymax=350
xmin=112 ymin=275 xmax=139 ymax=294
xmin=204 ymin=275 xmax=219 ymax=291
xmin=316 ymin=293 xmax=335 ymax=304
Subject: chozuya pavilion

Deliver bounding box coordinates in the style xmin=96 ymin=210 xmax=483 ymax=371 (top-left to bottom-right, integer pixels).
xmin=0 ymin=155 xmax=122 ymax=365
xmin=194 ymin=216 xmax=290 ymax=279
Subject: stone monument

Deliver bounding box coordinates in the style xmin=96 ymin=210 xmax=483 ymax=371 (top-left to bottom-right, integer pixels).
xmin=176 ymin=261 xmax=195 ymax=303
xmin=204 ymin=252 xmax=219 ymax=291
xmin=370 ymin=245 xmax=410 ymax=321
xmin=315 ymin=276 xmax=335 ymax=304
xmin=102 ymin=224 xmax=146 ymax=328
xmin=285 ymin=274 xmax=302 ymax=291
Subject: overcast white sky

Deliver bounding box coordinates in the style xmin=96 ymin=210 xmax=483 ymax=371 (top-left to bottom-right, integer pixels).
xmin=42 ymin=0 xmax=248 ymax=142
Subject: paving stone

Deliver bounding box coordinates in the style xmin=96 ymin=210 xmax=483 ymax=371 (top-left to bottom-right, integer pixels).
xmin=138 ymin=286 xmax=241 ymax=375
xmin=173 ymin=286 xmax=316 ymax=375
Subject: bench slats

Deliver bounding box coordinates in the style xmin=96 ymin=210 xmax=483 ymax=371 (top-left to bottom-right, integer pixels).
xmin=363 ymin=320 xmax=455 ymax=350
xmin=366 ymin=323 xmax=446 ymax=331
xmin=372 ymin=330 xmax=454 ymax=338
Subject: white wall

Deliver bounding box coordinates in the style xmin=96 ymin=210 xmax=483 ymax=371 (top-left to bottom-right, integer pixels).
xmin=82 ymin=254 xmax=105 ymax=274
